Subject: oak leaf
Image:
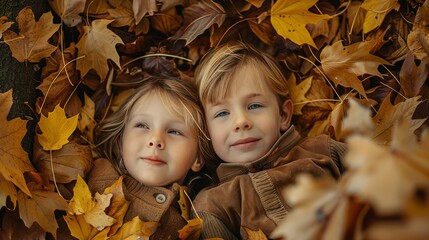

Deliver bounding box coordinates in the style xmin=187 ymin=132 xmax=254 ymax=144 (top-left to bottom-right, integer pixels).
xmin=68 ymin=175 xmax=115 ymax=231
xmin=172 ymin=0 xmax=226 ymax=46
xmin=2 ymin=7 xmax=60 ymax=62
xmin=320 ymin=40 xmax=391 ymax=98
xmin=0 ymin=16 xmax=13 ymax=39
xmin=48 ymin=0 xmax=85 ymax=27
xmin=109 ymin=216 xmax=158 ymax=240
xmin=361 ymin=0 xmax=400 ymax=34
xmin=17 ymin=182 xmax=68 ymax=239
xmin=270 ymin=0 xmax=332 ymax=48
xmin=37 ymin=104 xmax=79 ymax=151
xmin=289 ymin=74 xmax=312 ymax=115
xmin=0 ymin=90 xmax=34 ymax=197
xmin=76 ymin=19 xmax=124 ymax=80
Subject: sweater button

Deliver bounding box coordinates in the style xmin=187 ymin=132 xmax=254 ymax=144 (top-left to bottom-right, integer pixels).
xmin=155 ymin=193 xmax=166 ymax=203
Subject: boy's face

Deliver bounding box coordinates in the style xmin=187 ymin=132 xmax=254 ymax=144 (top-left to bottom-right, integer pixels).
xmin=122 ymin=93 xmax=200 ymax=186
xmin=204 ymin=65 xmax=292 ymax=164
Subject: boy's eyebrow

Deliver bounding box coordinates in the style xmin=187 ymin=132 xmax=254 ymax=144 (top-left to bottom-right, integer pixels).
xmin=209 ymin=93 xmax=264 ymax=106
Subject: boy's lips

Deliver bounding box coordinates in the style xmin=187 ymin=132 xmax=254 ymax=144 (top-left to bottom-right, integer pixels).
xmin=230 ymin=138 xmax=260 ymax=148
xmin=141 ymin=156 xmax=166 ymax=165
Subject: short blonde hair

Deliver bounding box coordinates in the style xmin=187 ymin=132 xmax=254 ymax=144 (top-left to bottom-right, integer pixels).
xmin=194 ymin=41 xmax=290 ymax=106
xmin=95 ymin=76 xmax=214 ymax=175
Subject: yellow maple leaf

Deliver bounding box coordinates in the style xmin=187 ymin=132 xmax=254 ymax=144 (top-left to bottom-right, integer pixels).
xmin=102 ymin=176 xmax=129 ymax=236
xmin=320 ymin=40 xmax=391 ymax=98
xmin=109 ymin=216 xmax=158 ymax=240
xmin=76 ymin=19 xmax=124 ymax=80
xmin=361 ymin=0 xmax=400 ymax=34
xmin=17 ymin=182 xmax=69 ymax=239
xmin=77 ymin=93 xmax=96 ymax=143
xmin=64 ymin=214 xmax=110 ymax=240
xmin=37 ymin=104 xmax=79 ymax=151
xmin=0 ymin=90 xmax=34 ymax=197
xmin=289 ymin=74 xmax=312 ymax=115
xmin=243 ymin=227 xmax=268 ymax=240
xmin=178 ymin=218 xmax=202 ymax=240
xmin=68 ymin=175 xmax=115 ymax=231
xmin=0 ymin=174 xmax=17 ymax=209
xmin=2 ymin=7 xmax=60 ymax=62
xmin=270 ymin=0 xmax=331 ymax=48
xmin=178 ymin=186 xmax=191 ymax=220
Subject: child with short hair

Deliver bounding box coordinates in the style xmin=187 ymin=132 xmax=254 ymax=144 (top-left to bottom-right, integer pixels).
xmin=87 ymin=76 xmax=213 ymax=239
xmin=193 ymin=41 xmax=346 ymax=239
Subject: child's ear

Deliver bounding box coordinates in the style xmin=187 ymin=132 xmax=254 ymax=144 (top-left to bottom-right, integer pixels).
xmin=280 ymin=99 xmax=293 ymax=131
xmin=191 ymin=158 xmax=204 ymax=172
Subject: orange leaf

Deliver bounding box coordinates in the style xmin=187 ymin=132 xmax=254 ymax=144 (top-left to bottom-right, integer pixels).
xmin=37 ymin=104 xmax=79 ymax=151
xmin=178 ymin=186 xmax=191 ymax=220
xmin=270 ymin=0 xmax=331 ymax=48
xmin=289 ymin=74 xmax=312 ymax=115
xmin=2 ymin=7 xmax=60 ymax=62
xmin=76 ymin=19 xmax=124 ymax=80
xmin=17 ymin=182 xmax=68 ymax=239
xmin=320 ymin=40 xmax=391 ymax=98
xmin=0 ymin=174 xmax=17 ymax=209
xmin=0 ymin=90 xmax=34 ymax=197
xmin=0 ymin=16 xmax=13 ymax=39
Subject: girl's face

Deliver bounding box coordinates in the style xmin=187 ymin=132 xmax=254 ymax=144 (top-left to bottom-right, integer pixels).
xmin=122 ymin=93 xmax=200 ymax=186
xmin=204 ymin=64 xmax=292 ymax=164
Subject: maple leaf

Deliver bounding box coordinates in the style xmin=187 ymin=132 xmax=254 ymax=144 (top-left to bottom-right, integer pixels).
xmin=64 ymin=214 xmax=110 ymax=240
xmin=289 ymin=74 xmax=312 ymax=115
xmin=243 ymin=227 xmax=268 ymax=240
xmin=172 ymin=0 xmax=226 ymax=46
xmin=77 ymin=93 xmax=96 ymax=143
xmin=2 ymin=7 xmax=60 ymax=62
xmin=48 ymin=0 xmax=85 ymax=27
xmin=17 ymin=182 xmax=68 ymax=239
xmin=361 ymin=0 xmax=400 ymax=34
xmin=371 ymin=94 xmax=426 ymax=145
xmin=76 ymin=19 xmax=124 ymax=80
xmin=407 ymin=0 xmax=429 ymax=60
xmin=320 ymin=40 xmax=391 ymax=98
xmin=109 ymin=216 xmax=158 ymax=240
xmin=178 ymin=186 xmax=191 ymax=221
xmin=308 ymin=99 xmax=346 ymax=140
xmin=0 ymin=90 xmax=34 ymax=197
xmin=37 ymin=104 xmax=79 ymax=151
xmin=68 ymin=175 xmax=115 ymax=231
xmin=0 ymin=16 xmax=13 ymax=39
xmin=132 ymin=0 xmax=157 ymax=24
xmin=0 ymin=174 xmax=17 ymax=209
xmin=399 ymin=52 xmax=429 ymax=98
xmin=101 ymin=176 xmax=129 ymax=236
xmin=270 ymin=0 xmax=332 ymax=48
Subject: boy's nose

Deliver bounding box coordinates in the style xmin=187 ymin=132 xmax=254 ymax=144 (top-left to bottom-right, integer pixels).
xmin=234 ymin=114 xmax=252 ymax=131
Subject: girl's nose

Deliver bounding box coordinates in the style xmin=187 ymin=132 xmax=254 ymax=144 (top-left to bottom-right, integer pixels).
xmin=147 ymin=134 xmax=165 ymax=149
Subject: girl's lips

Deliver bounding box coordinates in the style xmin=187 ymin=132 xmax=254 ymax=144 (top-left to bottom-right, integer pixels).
xmin=141 ymin=156 xmax=166 ymax=165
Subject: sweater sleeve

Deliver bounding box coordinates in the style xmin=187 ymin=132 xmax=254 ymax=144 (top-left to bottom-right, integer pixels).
xmin=194 ymin=211 xmax=239 ymax=240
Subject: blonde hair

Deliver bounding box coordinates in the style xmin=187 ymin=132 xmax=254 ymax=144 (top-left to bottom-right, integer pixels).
xmin=195 ymin=41 xmax=290 ymax=106
xmin=95 ymin=76 xmax=214 ymax=175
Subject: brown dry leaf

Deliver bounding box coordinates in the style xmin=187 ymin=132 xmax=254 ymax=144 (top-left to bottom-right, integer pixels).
xmin=109 ymin=216 xmax=158 ymax=240
xmin=37 ymin=104 xmax=79 ymax=151
xmin=320 ymin=40 xmax=391 ymax=98
xmin=68 ymin=175 xmax=116 ymax=231
xmin=371 ymin=94 xmax=425 ymax=145
xmin=76 ymin=19 xmax=124 ymax=80
xmin=289 ymin=74 xmax=312 ymax=115
xmin=151 ymin=7 xmax=182 ymax=35
xmin=271 ymin=174 xmax=343 ymax=240
xmin=102 ymin=176 xmax=129 ymax=236
xmin=341 ymin=97 xmax=374 ymax=137
xmin=0 ymin=174 xmax=17 ymax=209
xmin=399 ymin=52 xmax=429 ymax=98
xmin=0 ymin=90 xmax=34 ymax=197
xmin=243 ymin=227 xmax=268 ymax=240
xmin=48 ymin=0 xmax=85 ymax=27
xmin=84 ymin=0 xmax=111 ymax=18
xmin=0 ymin=208 xmax=47 ymax=240
xmin=270 ymin=0 xmax=332 ymax=48
xmin=17 ymin=182 xmax=68 ymax=239
xmin=344 ymin=122 xmax=429 ymax=215
xmin=36 ymin=43 xmax=81 ymax=116
xmin=2 ymin=7 xmax=60 ymax=62
xmin=308 ymin=99 xmax=346 ymax=139
xmin=0 ymin=16 xmax=13 ymax=39
xmin=33 ymin=139 xmax=93 ymax=183
xmin=346 ymin=1 xmax=364 ymax=35
xmin=133 ymin=0 xmax=157 ymax=24
xmin=108 ymin=1 xmax=134 ymax=30
xmin=407 ymin=0 xmax=429 ymax=60
xmin=178 ymin=218 xmax=202 ymax=240
xmin=172 ymin=0 xmax=226 ymax=46
xmin=361 ymin=0 xmax=400 ymax=34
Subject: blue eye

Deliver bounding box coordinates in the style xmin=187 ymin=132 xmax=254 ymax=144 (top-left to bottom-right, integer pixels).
xmin=248 ymin=103 xmax=263 ymax=110
xmin=168 ymin=129 xmax=183 ymax=135
xmin=136 ymin=123 xmax=149 ymax=129
xmin=214 ymin=111 xmax=229 ymax=118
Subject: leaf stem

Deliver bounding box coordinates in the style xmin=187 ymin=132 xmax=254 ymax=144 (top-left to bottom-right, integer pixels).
xmin=50 ymin=150 xmax=64 ymax=199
